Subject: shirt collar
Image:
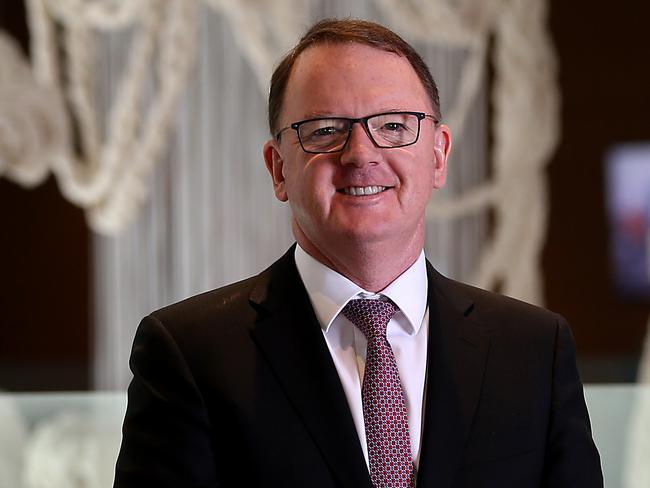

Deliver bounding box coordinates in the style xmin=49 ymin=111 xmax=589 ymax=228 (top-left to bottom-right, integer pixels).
xmin=294 ymin=244 xmax=428 ymax=335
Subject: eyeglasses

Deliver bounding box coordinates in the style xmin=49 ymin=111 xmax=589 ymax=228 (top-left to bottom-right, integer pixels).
xmin=275 ymin=111 xmax=438 ymax=154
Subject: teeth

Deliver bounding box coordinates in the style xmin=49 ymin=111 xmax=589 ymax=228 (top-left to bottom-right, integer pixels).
xmin=343 ymin=186 xmax=386 ymax=196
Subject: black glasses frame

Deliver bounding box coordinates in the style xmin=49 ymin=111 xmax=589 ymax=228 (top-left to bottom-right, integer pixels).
xmin=275 ymin=111 xmax=438 ymax=154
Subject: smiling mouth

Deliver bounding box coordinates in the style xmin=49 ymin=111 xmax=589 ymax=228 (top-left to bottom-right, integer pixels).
xmin=338 ymin=185 xmax=391 ymax=196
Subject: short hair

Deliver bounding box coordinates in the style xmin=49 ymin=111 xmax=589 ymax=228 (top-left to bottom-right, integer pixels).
xmin=268 ymin=18 xmax=441 ymax=136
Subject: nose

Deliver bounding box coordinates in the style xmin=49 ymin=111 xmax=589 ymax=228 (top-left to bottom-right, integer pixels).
xmin=339 ymin=122 xmax=380 ymax=167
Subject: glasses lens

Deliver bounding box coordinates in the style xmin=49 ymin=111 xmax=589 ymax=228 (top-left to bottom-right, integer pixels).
xmin=298 ymin=118 xmax=349 ymax=152
xmin=368 ymin=113 xmax=420 ymax=147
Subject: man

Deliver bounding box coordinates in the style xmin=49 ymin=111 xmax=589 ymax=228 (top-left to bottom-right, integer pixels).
xmin=114 ymin=19 xmax=603 ymax=488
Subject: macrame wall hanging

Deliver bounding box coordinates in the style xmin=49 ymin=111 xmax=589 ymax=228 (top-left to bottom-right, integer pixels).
xmin=0 ymin=0 xmax=556 ymax=304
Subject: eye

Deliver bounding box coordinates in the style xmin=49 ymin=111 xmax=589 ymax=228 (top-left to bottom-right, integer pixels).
xmin=300 ymin=119 xmax=347 ymax=142
xmin=370 ymin=113 xmax=413 ymax=134
xmin=312 ymin=126 xmax=339 ymax=137
xmin=382 ymin=122 xmax=407 ymax=132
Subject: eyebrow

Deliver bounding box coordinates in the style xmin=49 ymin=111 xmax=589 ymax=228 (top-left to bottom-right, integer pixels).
xmin=301 ymin=108 xmax=414 ymax=119
xmin=300 ymin=111 xmax=337 ymax=119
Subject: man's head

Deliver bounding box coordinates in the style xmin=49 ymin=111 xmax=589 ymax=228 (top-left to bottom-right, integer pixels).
xmin=263 ymin=19 xmax=451 ymax=279
xmin=268 ymin=19 xmax=441 ymax=137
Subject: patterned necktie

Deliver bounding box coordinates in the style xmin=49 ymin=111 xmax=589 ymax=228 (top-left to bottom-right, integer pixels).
xmin=342 ymin=298 xmax=416 ymax=488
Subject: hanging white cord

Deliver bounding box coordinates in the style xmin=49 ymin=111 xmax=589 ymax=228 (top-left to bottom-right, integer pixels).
xmin=8 ymin=0 xmax=555 ymax=266
xmin=53 ymin=2 xmax=165 ymax=207
xmin=89 ymin=0 xmax=199 ymax=232
xmin=0 ymin=31 xmax=67 ymax=185
xmin=42 ymin=0 xmax=145 ymax=30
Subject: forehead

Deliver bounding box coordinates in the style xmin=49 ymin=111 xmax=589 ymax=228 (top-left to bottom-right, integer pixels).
xmin=283 ymin=42 xmax=432 ymax=120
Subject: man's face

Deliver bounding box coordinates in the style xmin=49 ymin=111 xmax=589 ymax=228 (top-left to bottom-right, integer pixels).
xmin=264 ymin=43 xmax=451 ymax=261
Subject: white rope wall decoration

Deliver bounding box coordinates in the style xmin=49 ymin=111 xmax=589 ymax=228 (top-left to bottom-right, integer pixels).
xmin=205 ymin=0 xmax=306 ymax=94
xmin=0 ymin=32 xmax=68 ymax=186
xmin=88 ymin=0 xmax=199 ymax=232
xmin=481 ymin=0 xmax=559 ymax=304
xmin=41 ymin=0 xmax=145 ymax=29
xmin=4 ymin=0 xmax=553 ymax=274
xmin=4 ymin=0 xmax=644 ymax=377
xmin=378 ymin=0 xmax=559 ymax=305
xmin=20 ymin=0 xmax=199 ymax=233
xmin=374 ymin=0 xmax=493 ymax=141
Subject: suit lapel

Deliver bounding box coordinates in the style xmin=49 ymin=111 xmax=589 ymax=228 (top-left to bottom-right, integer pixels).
xmin=417 ymin=262 xmax=490 ymax=487
xmin=249 ymin=247 xmax=372 ymax=488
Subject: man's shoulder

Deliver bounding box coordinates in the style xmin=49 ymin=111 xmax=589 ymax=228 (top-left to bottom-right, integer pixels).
xmin=144 ymin=248 xmax=296 ymax=336
xmin=150 ymin=274 xmax=259 ymax=327
xmin=132 ymin=249 xmax=303 ymax=361
xmin=431 ymin=269 xmax=563 ymax=333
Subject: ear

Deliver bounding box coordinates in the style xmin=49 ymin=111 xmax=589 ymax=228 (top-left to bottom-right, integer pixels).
xmin=432 ymin=124 xmax=452 ymax=189
xmin=263 ymin=139 xmax=288 ymax=202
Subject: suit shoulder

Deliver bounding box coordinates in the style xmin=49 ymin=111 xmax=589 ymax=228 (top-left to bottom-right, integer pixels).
xmin=435 ymin=273 xmax=561 ymax=331
xmin=148 ymin=275 xmax=259 ymax=334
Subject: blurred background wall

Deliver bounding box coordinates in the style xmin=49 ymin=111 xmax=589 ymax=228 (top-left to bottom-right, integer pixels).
xmin=0 ymin=0 xmax=649 ymax=392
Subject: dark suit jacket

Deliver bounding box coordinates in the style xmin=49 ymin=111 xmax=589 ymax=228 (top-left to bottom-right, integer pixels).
xmin=114 ymin=246 xmax=603 ymax=487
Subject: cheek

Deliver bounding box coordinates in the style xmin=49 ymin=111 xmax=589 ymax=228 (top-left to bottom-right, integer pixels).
xmin=392 ymin=149 xmax=435 ymax=190
xmin=404 ymin=164 xmax=437 ymax=206
xmin=415 ymin=147 xmax=437 ymax=182
xmin=285 ymin=165 xmax=333 ymax=210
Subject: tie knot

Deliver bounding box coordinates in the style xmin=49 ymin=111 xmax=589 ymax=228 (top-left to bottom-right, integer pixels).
xmin=341 ymin=298 xmax=397 ymax=340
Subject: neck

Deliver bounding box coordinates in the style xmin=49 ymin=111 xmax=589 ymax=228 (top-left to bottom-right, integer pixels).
xmin=293 ymin=222 xmax=424 ymax=292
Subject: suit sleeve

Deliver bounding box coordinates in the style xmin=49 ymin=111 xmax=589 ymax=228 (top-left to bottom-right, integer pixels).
xmin=113 ymin=315 xmax=219 ymax=488
xmin=542 ymin=315 xmax=603 ymax=487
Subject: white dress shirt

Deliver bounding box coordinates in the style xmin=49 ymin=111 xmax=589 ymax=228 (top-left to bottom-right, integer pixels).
xmin=294 ymin=245 xmax=429 ymax=469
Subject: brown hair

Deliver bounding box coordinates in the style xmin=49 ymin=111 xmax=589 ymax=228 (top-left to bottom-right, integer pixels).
xmin=268 ymin=18 xmax=441 ymax=136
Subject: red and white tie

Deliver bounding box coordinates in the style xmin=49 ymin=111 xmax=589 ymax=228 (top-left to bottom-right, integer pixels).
xmin=342 ymin=298 xmax=416 ymax=488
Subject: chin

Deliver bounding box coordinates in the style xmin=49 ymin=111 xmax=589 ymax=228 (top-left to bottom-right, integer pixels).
xmin=337 ymin=225 xmax=395 ymax=245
